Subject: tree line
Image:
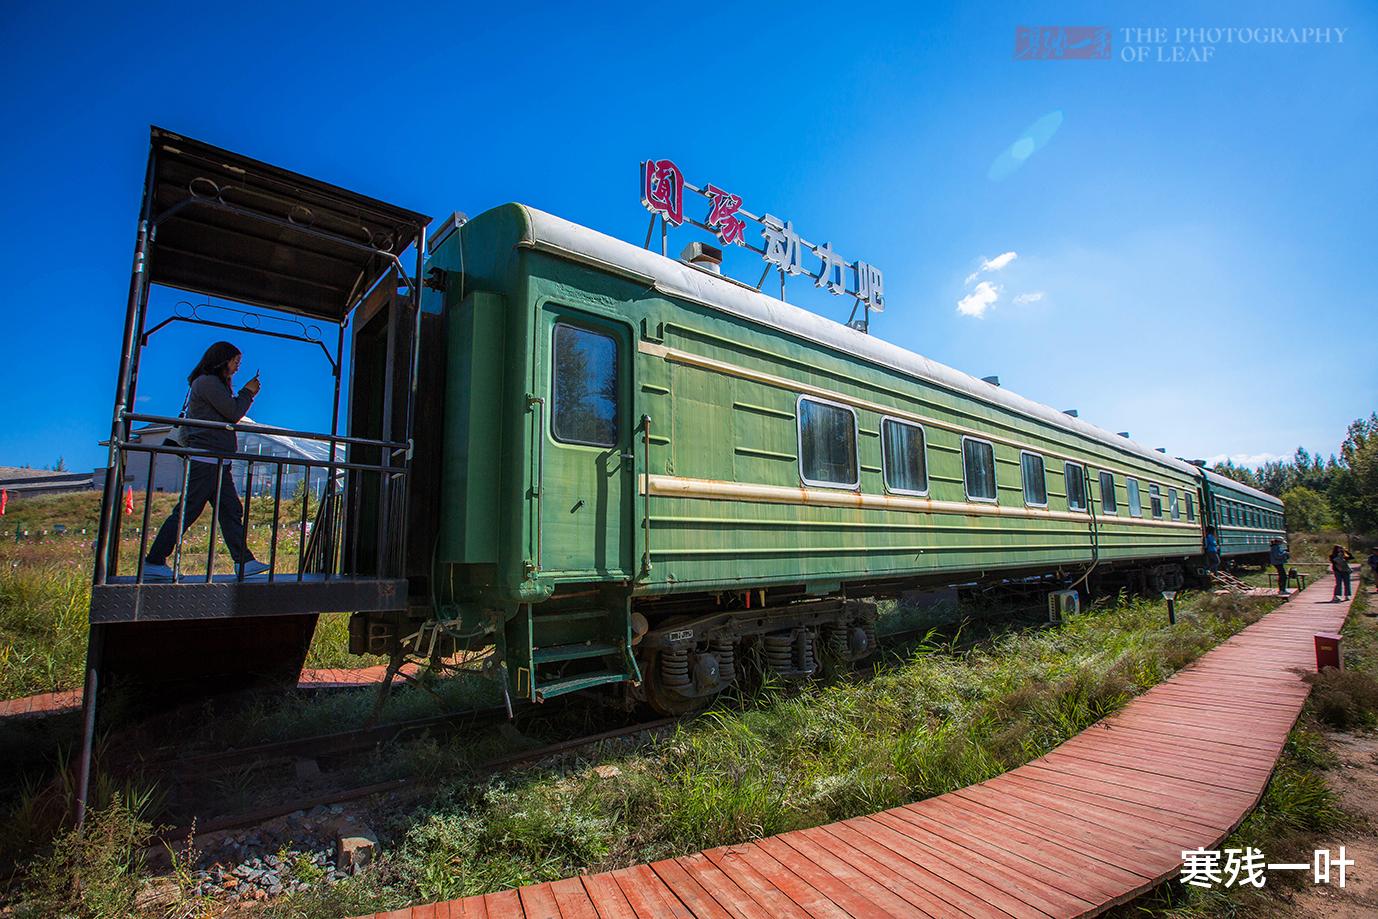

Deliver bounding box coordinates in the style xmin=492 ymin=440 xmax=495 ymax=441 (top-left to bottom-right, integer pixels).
xmin=1211 ymin=412 xmax=1378 ymax=535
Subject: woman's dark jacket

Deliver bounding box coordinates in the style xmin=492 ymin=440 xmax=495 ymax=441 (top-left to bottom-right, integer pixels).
xmin=183 ymin=374 xmax=255 ymax=453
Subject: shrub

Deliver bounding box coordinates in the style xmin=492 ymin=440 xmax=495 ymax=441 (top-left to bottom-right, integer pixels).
xmin=1303 ymin=668 xmax=1378 ymax=730
xmin=15 ymin=794 xmax=151 ymax=919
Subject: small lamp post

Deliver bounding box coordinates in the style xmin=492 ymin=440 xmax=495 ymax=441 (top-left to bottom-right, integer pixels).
xmin=1162 ymin=590 xmax=1177 ymax=625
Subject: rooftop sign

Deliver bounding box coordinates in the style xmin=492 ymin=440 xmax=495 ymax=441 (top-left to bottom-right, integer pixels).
xmin=639 ymin=158 xmax=884 ymax=329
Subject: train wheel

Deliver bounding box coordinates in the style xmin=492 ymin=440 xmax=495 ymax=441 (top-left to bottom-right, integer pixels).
xmin=641 ymin=650 xmax=719 ymax=717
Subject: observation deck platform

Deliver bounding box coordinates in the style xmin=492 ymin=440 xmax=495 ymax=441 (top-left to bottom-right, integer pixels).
xmin=89 ymin=574 xmax=407 ymax=622
xmin=365 ymin=576 xmax=1355 ymax=919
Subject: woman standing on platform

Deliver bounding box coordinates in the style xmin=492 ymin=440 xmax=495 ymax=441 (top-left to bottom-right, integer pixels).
xmin=143 ymin=341 xmax=270 ymax=579
xmin=1329 ymin=544 xmax=1354 ymax=602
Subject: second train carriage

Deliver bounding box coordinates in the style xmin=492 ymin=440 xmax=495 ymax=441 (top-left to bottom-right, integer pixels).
xmin=1200 ymin=469 xmax=1286 ymax=566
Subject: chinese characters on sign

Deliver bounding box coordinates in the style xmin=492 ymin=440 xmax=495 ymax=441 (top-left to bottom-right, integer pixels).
xmin=1181 ymin=847 xmax=1353 ymax=889
xmin=639 ymin=158 xmax=884 ymax=321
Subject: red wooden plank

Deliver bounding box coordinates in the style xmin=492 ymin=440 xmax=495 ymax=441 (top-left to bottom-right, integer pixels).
xmin=1041 ymin=746 xmax=1267 ymax=795
xmin=482 ymin=889 xmax=525 ymax=919
xmin=519 ymin=884 xmax=560 ymax=919
xmin=1059 ymin=737 xmax=1277 ymax=781
xmin=949 ymin=783 xmax=1187 ymax=871
xmin=549 ymin=878 xmax=600 ymax=919
xmin=412 ymin=906 xmax=437 ymax=919
xmin=1000 ymin=771 xmax=1227 ymax=838
xmin=579 ymin=874 xmax=638 ymax=919
xmin=1078 ymin=722 xmax=1282 ymax=765
xmin=457 ymin=894 xmax=490 ymax=919
xmin=738 ymin=840 xmax=898 ymax=919
xmin=648 ymin=858 xmax=737 ymax=919
xmin=796 ymin=826 xmax=968 ymax=917
xmin=977 ymin=773 xmax=1196 ymax=848
xmin=823 ymin=821 xmax=1051 ymax=918
xmin=1023 ymin=756 xmax=1258 ymax=811
xmin=870 ymin=804 xmax=1129 ymax=903
xmin=703 ymin=845 xmax=848 ymax=919
xmin=895 ymin=797 xmax=1152 ymax=889
xmin=677 ymin=851 xmax=784 ymax=919
xmin=766 ymin=833 xmax=930 ymax=917
xmin=1071 ymin=722 xmax=1281 ymax=764
xmin=614 ymin=865 xmax=694 ymax=919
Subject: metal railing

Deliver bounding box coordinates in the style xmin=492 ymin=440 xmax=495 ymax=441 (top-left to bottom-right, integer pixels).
xmin=96 ymin=412 xmax=407 ymax=586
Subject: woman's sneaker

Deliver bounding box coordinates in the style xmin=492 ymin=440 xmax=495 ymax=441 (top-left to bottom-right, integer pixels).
xmin=143 ymin=562 xmax=174 ymax=580
xmin=238 ymin=560 xmax=271 ymax=578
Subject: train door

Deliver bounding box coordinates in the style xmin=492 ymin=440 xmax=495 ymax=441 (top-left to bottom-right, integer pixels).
xmin=538 ymin=305 xmax=635 ymax=580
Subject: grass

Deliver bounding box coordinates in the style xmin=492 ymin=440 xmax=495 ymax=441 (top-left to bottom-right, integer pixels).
xmin=0 ymin=491 xmax=374 ymax=698
xmin=242 ymin=588 xmax=1278 ymax=918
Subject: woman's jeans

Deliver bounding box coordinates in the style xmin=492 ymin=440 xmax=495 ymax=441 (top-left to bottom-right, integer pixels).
xmin=1333 ymin=568 xmax=1352 ymax=600
xmin=146 ymin=461 xmax=253 ymax=566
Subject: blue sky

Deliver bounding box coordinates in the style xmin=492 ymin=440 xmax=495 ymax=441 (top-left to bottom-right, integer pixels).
xmin=1 ymin=1 xmax=1373 ymax=472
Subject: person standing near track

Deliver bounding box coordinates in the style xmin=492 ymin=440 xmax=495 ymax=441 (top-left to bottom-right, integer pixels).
xmin=1268 ymin=538 xmax=1290 ymax=596
xmin=1329 ymin=544 xmax=1354 ymax=602
xmin=143 ymin=341 xmax=270 ymax=580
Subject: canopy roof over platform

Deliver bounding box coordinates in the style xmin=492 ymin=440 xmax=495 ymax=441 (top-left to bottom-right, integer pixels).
xmin=145 ymin=126 xmax=431 ymax=322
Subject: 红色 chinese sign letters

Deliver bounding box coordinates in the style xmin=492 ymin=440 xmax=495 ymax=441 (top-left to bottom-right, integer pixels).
xmin=640 ymin=158 xmax=884 ymax=317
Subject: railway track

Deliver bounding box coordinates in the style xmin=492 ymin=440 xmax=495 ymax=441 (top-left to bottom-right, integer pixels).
xmin=146 ymin=714 xmax=680 ymax=847
xmin=132 ymin=605 xmax=1045 ymax=850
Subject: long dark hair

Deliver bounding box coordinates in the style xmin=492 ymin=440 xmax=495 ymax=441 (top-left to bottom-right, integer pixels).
xmin=188 ymin=341 xmax=241 ymax=385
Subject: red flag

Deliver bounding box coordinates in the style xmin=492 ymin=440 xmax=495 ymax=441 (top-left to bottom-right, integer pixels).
xmin=123 ymin=485 xmax=134 ymax=516
xmin=0 ymin=488 xmax=7 ymax=516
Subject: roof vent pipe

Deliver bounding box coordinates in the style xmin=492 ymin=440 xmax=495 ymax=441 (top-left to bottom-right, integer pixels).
xmin=680 ymin=241 xmax=723 ymax=274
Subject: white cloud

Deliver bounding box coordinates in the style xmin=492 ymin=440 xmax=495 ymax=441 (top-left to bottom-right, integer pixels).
xmin=981 ymin=251 xmax=1018 ymax=272
xmin=1203 ymin=452 xmax=1288 ymax=468
xmin=963 ymin=251 xmax=1019 ymax=287
xmin=1013 ymin=291 xmax=1045 ymax=305
xmin=956 ymin=281 xmax=1001 ymax=318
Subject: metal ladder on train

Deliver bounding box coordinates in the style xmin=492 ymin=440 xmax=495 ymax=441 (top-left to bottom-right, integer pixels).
xmin=1209 ymin=570 xmax=1253 ymax=595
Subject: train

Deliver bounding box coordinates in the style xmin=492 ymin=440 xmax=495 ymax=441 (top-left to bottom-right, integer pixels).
xmin=85 ymin=129 xmax=1285 ymax=733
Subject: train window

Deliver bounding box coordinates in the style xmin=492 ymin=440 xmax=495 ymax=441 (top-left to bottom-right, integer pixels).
xmin=1169 ymin=488 xmax=1180 ymax=520
xmin=1126 ymin=477 xmax=1143 ymax=517
xmin=1149 ymin=484 xmax=1163 ymax=518
xmin=551 ymin=323 xmax=619 ymax=447
xmin=1099 ymin=471 xmax=1117 ymax=514
xmin=1065 ymin=462 xmax=1087 ymax=512
xmin=1021 ymin=452 xmax=1047 ymax=506
xmin=1186 ymin=493 xmax=1195 ymax=521
xmin=963 ymin=437 xmax=998 ymax=502
xmin=798 ymin=397 xmax=859 ymax=488
xmin=881 ymin=418 xmax=928 ymax=495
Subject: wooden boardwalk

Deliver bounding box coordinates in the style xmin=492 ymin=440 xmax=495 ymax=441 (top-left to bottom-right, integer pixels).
xmin=365 ymin=578 xmax=1354 ymax=919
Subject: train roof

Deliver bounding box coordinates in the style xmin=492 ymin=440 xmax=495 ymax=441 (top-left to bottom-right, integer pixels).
xmin=510 ymin=205 xmax=1204 ymax=478
xmin=1202 ymin=468 xmax=1284 ymax=506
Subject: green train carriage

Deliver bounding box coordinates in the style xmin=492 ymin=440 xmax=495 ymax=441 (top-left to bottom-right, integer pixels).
xmin=80 ymin=131 xmax=1292 ymax=820
xmin=1200 ymin=469 xmax=1286 ymax=566
xmin=380 ymin=203 xmax=1223 ymax=712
